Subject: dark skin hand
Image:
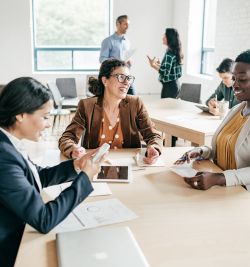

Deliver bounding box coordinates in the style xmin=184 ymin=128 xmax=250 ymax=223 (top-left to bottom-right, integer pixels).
xmin=184 ymin=172 xmax=226 ymax=190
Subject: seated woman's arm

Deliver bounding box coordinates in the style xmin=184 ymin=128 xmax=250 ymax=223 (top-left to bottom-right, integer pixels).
xmin=59 ymin=100 xmax=86 ymax=158
xmin=223 ymin=167 xmax=250 ymax=186
xmin=135 ymin=97 xmax=163 ymax=154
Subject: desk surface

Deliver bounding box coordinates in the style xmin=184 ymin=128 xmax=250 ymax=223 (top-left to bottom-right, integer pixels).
xmin=15 ymin=147 xmax=250 ymax=267
xmin=146 ymin=98 xmax=222 ymax=146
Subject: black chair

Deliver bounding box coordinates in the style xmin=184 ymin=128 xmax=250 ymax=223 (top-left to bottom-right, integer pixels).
xmin=177 ymin=83 xmax=201 ymax=103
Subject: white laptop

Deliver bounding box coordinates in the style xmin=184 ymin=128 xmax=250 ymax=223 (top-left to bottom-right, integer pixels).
xmin=56 ymin=226 xmax=150 ymax=267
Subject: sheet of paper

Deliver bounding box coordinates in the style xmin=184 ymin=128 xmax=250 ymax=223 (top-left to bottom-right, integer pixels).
xmin=54 ymin=198 xmax=137 ymax=233
xmin=105 ymin=157 xmax=135 ymax=166
xmin=170 ymin=164 xmax=197 ymax=177
xmin=135 ymin=149 xmax=165 ymax=167
xmin=123 ymin=48 xmax=136 ymax=62
xmin=43 ymin=182 xmax=112 ymax=199
xmin=40 ymin=149 xmax=62 ymax=167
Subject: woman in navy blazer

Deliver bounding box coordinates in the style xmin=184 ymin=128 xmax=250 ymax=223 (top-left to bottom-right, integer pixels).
xmin=0 ymin=77 xmax=101 ymax=267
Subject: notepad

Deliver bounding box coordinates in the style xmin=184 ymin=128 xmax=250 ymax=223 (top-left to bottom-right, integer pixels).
xmin=56 ymin=226 xmax=150 ymax=267
xmin=170 ymin=164 xmax=197 ymax=177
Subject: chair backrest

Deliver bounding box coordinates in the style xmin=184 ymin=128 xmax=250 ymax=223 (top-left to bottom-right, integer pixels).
xmin=178 ymin=83 xmax=201 ymax=103
xmin=56 ymin=78 xmax=77 ymax=98
xmin=85 ymin=75 xmax=97 ymax=97
xmin=47 ymin=82 xmax=63 ymax=107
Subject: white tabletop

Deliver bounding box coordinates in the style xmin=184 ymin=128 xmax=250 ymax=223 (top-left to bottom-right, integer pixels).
xmin=15 ymin=147 xmax=250 ymax=267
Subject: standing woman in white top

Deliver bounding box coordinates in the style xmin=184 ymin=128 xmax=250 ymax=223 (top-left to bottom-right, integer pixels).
xmin=175 ymin=50 xmax=250 ymax=190
xmin=0 ymin=77 xmax=102 ymax=267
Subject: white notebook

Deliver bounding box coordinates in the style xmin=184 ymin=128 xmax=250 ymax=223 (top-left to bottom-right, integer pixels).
xmin=56 ymin=226 xmax=150 ymax=267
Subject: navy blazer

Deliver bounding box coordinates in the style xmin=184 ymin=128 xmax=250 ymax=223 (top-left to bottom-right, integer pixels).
xmin=0 ymin=130 xmax=93 ymax=267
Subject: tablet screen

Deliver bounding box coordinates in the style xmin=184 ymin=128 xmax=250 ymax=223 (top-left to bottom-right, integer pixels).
xmin=94 ymin=166 xmax=130 ymax=182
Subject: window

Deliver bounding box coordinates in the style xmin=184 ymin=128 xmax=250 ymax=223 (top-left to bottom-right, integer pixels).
xmin=200 ymin=0 xmax=217 ymax=75
xmin=32 ymin=0 xmax=112 ymax=71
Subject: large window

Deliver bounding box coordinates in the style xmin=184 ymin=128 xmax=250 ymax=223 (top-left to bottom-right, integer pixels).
xmin=32 ymin=0 xmax=112 ymax=71
xmin=200 ymin=0 xmax=217 ymax=75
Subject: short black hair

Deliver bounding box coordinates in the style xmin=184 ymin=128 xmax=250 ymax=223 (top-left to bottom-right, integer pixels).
xmin=116 ymin=15 xmax=128 ymax=24
xmin=0 ymin=77 xmax=52 ymax=128
xmin=216 ymin=58 xmax=234 ymax=73
xmin=235 ymin=50 xmax=250 ymax=64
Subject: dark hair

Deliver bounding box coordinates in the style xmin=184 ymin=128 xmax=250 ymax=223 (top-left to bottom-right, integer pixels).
xmin=116 ymin=15 xmax=128 ymax=24
xmin=0 ymin=77 xmax=52 ymax=128
xmin=216 ymin=58 xmax=234 ymax=73
xmin=165 ymin=28 xmax=183 ymax=64
xmin=235 ymin=49 xmax=250 ymax=64
xmin=88 ymin=59 xmax=127 ymax=96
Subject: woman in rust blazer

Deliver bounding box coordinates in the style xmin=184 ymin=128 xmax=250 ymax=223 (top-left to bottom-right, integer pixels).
xmin=59 ymin=59 xmax=162 ymax=164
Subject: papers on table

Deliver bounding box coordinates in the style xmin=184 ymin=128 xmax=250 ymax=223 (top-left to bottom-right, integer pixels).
xmin=170 ymin=164 xmax=197 ymax=177
xmin=54 ymin=198 xmax=138 ymax=233
xmin=135 ymin=149 xmax=165 ymax=167
xmin=44 ymin=182 xmax=112 ymax=199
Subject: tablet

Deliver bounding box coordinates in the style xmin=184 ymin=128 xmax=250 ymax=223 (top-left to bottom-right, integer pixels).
xmin=195 ymin=104 xmax=209 ymax=112
xmin=93 ymin=166 xmax=132 ymax=183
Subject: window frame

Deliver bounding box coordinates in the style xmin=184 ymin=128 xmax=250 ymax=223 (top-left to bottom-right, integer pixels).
xmin=31 ymin=0 xmax=112 ymax=72
xmin=200 ymin=0 xmax=217 ymax=76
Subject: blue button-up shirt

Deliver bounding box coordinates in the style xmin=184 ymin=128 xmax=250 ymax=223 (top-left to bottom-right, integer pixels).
xmin=99 ymin=33 xmax=131 ymax=63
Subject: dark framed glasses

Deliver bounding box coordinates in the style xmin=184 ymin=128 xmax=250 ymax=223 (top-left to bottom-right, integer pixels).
xmin=110 ymin=74 xmax=135 ymax=84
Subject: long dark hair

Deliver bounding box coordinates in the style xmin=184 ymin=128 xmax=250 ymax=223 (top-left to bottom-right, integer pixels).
xmin=165 ymin=28 xmax=183 ymax=64
xmin=88 ymin=59 xmax=127 ymax=96
xmin=0 ymin=77 xmax=52 ymax=127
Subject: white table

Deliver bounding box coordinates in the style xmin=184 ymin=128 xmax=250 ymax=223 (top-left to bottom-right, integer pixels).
xmin=146 ymin=98 xmax=222 ymax=146
xmin=15 ymin=147 xmax=250 ymax=267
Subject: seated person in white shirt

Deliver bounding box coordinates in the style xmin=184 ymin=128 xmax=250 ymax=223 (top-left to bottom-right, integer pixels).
xmin=0 ymin=77 xmax=103 ymax=267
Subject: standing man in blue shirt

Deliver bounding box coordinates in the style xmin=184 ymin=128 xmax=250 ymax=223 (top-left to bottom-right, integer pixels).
xmin=99 ymin=15 xmax=135 ymax=95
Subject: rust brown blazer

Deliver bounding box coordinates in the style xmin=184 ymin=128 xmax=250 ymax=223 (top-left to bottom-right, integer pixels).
xmin=59 ymin=95 xmax=162 ymax=158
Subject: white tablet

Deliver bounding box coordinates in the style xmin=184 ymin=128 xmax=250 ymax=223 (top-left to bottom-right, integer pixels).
xmin=93 ymin=165 xmax=132 ymax=183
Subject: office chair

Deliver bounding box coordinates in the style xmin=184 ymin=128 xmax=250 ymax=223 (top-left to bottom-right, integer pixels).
xmin=47 ymin=82 xmax=77 ymax=135
xmin=56 ymin=78 xmax=77 ymax=99
xmin=177 ymin=83 xmax=201 ymax=103
xmin=47 ymin=82 xmax=78 ymax=110
xmin=85 ymin=75 xmax=97 ymax=97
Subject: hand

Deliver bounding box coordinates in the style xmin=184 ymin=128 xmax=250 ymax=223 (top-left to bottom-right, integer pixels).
xmin=174 ymin=148 xmax=203 ymax=165
xmin=143 ymin=145 xmax=159 ymax=165
xmin=183 ymin=172 xmax=226 ymax=190
xmin=126 ymin=59 xmax=132 ymax=67
xmin=71 ymin=145 xmax=86 ymax=159
xmin=208 ymin=99 xmax=220 ymax=116
xmin=147 ymin=55 xmax=160 ymax=68
xmin=73 ymin=149 xmax=101 ymax=181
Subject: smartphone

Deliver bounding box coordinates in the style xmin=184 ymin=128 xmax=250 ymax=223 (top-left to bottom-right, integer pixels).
xmin=92 ymin=143 xmax=110 ymax=163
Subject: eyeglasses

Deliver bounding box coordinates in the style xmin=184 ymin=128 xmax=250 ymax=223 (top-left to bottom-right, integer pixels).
xmin=110 ymin=74 xmax=135 ymax=84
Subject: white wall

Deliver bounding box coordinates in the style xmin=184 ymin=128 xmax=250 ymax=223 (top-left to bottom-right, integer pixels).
xmin=1 ymin=0 xmax=250 ymax=100
xmin=174 ymin=0 xmax=250 ymax=103
xmin=0 ymin=0 xmax=173 ymax=96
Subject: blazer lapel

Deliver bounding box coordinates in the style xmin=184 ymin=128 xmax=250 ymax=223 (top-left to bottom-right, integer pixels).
xmin=120 ymin=98 xmax=131 ymax=146
xmin=89 ymin=98 xmax=103 ymax=147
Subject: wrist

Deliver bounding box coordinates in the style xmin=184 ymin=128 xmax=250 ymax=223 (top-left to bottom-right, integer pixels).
xmin=73 ymin=159 xmax=81 ymax=174
xmin=217 ymin=173 xmax=226 ymax=186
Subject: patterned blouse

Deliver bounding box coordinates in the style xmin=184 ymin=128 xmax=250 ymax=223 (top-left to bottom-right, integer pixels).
xmin=159 ymin=49 xmax=182 ymax=83
xmin=99 ymin=111 xmax=124 ymax=149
